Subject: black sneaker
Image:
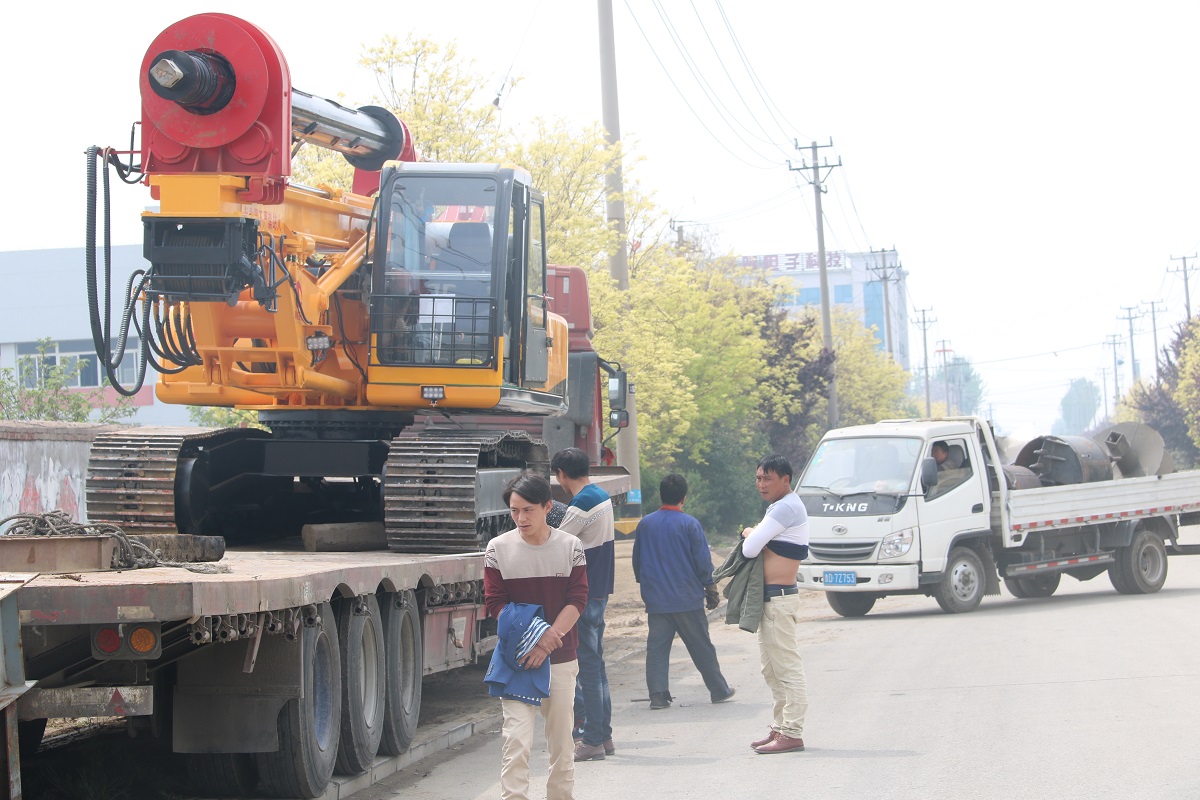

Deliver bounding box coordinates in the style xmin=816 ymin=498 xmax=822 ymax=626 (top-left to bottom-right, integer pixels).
xmin=648 ymin=692 xmax=673 ymax=710
xmin=711 ymin=687 xmax=736 ymax=704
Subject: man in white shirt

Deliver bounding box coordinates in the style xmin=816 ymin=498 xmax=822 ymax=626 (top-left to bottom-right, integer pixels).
xmin=740 ymin=454 xmax=809 ymax=755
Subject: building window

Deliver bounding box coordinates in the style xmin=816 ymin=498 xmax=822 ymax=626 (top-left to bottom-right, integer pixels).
xmin=834 ymin=284 xmax=853 ymax=304
xmin=15 ymin=339 xmax=139 ymax=389
xmin=798 ymin=287 xmax=821 ymax=306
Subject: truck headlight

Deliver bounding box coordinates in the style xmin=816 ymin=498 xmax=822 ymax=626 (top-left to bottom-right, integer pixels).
xmin=879 ymin=529 xmax=914 ymax=559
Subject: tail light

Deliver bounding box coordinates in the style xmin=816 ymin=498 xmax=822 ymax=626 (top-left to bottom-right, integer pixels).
xmin=90 ymin=623 xmax=162 ymax=659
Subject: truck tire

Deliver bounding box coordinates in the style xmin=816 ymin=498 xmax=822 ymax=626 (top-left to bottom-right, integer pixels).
xmin=379 ymin=589 xmax=423 ymax=756
xmin=1006 ymin=572 xmax=1060 ymax=599
xmin=826 ymin=592 xmax=877 ymax=617
xmin=1003 ymin=577 xmax=1030 ymax=598
xmin=185 ymin=753 xmax=259 ymax=797
xmin=1113 ymin=529 xmax=1168 ymax=595
xmin=336 ymin=594 xmax=387 ymax=775
xmin=256 ymin=601 xmax=342 ymax=799
xmin=934 ymin=547 xmax=986 ymax=613
xmin=1108 ymin=561 xmax=1135 ymax=594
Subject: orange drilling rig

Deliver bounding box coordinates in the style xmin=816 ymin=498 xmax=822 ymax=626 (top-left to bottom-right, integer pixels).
xmin=85 ymin=12 xmax=628 ymax=553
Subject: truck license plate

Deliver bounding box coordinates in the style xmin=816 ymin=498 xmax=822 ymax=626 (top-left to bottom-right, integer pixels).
xmin=823 ymin=571 xmax=857 ymax=586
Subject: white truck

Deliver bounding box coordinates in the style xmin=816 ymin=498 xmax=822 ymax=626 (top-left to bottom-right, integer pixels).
xmin=794 ymin=416 xmax=1200 ymax=616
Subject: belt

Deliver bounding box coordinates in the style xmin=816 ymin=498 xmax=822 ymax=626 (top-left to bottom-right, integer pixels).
xmin=763 ymin=585 xmax=798 ymax=600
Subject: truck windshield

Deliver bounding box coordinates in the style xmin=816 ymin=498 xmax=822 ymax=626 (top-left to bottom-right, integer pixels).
xmin=800 ymin=437 xmax=923 ymax=495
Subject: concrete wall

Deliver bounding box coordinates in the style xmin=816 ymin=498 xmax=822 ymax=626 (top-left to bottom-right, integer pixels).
xmin=0 ymin=422 xmax=121 ymax=524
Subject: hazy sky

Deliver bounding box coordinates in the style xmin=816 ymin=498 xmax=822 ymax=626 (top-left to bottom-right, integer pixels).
xmin=6 ymin=0 xmax=1198 ymax=439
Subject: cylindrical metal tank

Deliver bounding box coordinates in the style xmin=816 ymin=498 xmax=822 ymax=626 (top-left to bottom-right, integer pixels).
xmin=1015 ymin=435 xmax=1112 ymax=486
xmin=1001 ymin=464 xmax=1043 ymax=490
xmin=1094 ymin=422 xmax=1175 ymax=478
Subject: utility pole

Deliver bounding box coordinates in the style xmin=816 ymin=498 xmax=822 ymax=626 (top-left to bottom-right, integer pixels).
xmin=1119 ymin=306 xmax=1141 ymax=383
xmin=597 ymin=0 xmax=640 ymax=512
xmin=1098 ymin=367 xmax=1109 ymax=421
xmin=1106 ymin=334 xmax=1123 ymax=410
xmin=914 ymin=308 xmax=936 ymax=416
xmin=870 ymin=247 xmax=897 ymax=359
xmin=1170 ymin=254 xmax=1196 ymax=320
xmin=936 ymin=339 xmax=953 ymax=415
xmin=1143 ymin=300 xmax=1163 ymax=382
xmin=788 ymin=140 xmax=841 ymax=428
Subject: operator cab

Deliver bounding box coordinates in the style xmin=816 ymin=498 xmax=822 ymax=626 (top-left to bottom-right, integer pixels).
xmin=369 ymin=163 xmax=554 ymax=394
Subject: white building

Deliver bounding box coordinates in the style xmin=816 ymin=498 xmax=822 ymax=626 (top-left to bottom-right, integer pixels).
xmin=0 ymin=245 xmax=191 ymax=425
xmin=739 ymin=249 xmax=910 ymax=371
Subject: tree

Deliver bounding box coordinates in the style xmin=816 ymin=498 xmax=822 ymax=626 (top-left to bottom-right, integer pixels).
xmin=929 ymin=356 xmax=985 ymax=415
xmin=186 ymin=406 xmax=262 ymax=430
xmin=0 ymin=339 xmax=135 ymax=423
xmin=1131 ymin=320 xmax=1200 ymax=468
xmin=1051 ymin=378 xmax=1100 ymax=435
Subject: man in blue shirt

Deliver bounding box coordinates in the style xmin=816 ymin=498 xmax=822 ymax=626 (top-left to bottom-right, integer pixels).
xmin=551 ymin=447 xmax=616 ymax=763
xmin=632 ymin=474 xmax=735 ymax=710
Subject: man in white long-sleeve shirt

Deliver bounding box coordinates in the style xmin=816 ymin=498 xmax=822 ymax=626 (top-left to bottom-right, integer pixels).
xmin=740 ymin=454 xmax=810 ymax=755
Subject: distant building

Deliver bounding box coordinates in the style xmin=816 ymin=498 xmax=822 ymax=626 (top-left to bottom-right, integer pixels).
xmin=0 ymin=245 xmax=190 ymax=425
xmin=739 ymin=249 xmax=910 ymax=371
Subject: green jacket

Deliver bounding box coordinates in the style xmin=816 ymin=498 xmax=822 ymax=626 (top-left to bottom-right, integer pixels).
xmin=712 ymin=543 xmax=764 ymax=633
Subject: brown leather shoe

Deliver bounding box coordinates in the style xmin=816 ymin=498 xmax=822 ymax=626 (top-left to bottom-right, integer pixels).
xmin=574 ymin=741 xmax=606 ymax=761
xmin=750 ymin=730 xmax=778 ymax=749
xmin=603 ymin=738 xmax=615 ymax=756
xmin=754 ymin=733 xmax=805 ymax=754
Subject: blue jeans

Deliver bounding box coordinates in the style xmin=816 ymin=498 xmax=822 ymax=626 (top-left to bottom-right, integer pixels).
xmin=646 ymin=609 xmax=731 ymax=701
xmin=574 ymin=596 xmax=611 ymax=746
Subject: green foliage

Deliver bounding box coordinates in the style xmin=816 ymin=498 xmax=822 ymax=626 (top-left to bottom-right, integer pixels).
xmin=1051 ymin=378 xmax=1101 ymax=435
xmin=0 ymin=339 xmax=135 ymax=423
xmin=1132 ymin=320 xmax=1200 ymax=468
xmin=186 ymin=405 xmax=263 ymax=430
xmin=929 ymin=355 xmax=985 ymax=415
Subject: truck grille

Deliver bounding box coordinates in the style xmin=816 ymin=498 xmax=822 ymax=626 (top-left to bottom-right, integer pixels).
xmin=809 ymin=541 xmax=877 ymax=562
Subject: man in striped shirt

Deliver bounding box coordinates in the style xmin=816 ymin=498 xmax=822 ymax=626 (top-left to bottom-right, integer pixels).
xmin=551 ymin=447 xmax=616 ymax=762
xmin=485 ymin=473 xmax=588 ymax=800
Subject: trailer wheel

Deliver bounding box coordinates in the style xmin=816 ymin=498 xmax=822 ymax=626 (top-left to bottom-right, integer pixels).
xmin=257 ymin=601 xmax=342 ymax=799
xmin=934 ymin=547 xmax=986 ymax=613
xmin=185 ymin=753 xmax=259 ymax=797
xmin=826 ymin=592 xmax=877 ymax=617
xmin=1006 ymin=573 xmax=1060 ymax=599
xmin=1113 ymin=529 xmax=1168 ymax=595
xmin=379 ymin=589 xmax=423 ymax=756
xmin=336 ymin=594 xmax=387 ymax=775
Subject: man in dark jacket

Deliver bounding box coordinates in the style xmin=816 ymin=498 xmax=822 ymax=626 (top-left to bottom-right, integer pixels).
xmin=632 ymin=474 xmax=735 ymax=710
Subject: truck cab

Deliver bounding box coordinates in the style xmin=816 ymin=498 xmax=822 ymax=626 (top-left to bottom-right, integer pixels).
xmin=796 ymin=418 xmax=1002 ymax=613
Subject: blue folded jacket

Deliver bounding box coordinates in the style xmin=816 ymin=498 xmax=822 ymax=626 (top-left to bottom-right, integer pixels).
xmin=484 ymin=602 xmax=553 ymax=706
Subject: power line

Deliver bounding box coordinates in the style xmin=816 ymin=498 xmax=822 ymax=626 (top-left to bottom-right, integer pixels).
xmin=1169 ymin=253 xmax=1196 ymax=319
xmin=649 ymin=0 xmax=786 ymax=160
xmin=621 ymin=0 xmax=778 ymax=170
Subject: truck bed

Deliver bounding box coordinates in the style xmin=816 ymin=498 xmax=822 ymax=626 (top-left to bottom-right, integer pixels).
xmin=1005 ymin=470 xmax=1200 ymax=534
xmin=15 ymin=546 xmax=484 ymax=626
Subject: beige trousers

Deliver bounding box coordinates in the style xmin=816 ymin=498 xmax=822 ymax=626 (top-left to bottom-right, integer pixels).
xmin=758 ymin=593 xmax=809 ymax=738
xmin=500 ymin=658 xmax=579 ymax=800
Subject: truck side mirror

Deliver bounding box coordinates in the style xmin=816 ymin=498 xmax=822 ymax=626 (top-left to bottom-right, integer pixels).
xmin=608 ymin=370 xmax=628 ymax=411
xmin=920 ymin=457 xmax=939 ymax=491
xmin=609 ymin=409 xmax=629 ymax=429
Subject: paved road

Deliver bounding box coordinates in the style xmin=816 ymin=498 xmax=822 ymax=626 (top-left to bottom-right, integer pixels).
xmin=359 ymin=551 xmax=1200 ymax=800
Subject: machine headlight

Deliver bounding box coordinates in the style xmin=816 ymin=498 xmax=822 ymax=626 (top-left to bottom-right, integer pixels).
xmin=879 ymin=529 xmax=914 ymax=559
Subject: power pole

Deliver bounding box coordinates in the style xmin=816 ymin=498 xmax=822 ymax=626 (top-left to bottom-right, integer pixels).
xmin=1106 ymin=334 xmax=1123 ymax=410
xmin=936 ymin=339 xmax=953 ymax=415
xmin=789 ymin=140 xmax=841 ymax=428
xmin=1170 ymin=254 xmax=1196 ymax=320
xmin=1143 ymin=300 xmax=1162 ymax=382
xmin=597 ymin=0 xmax=640 ymax=511
xmin=870 ymin=247 xmax=897 ymax=359
xmin=1098 ymin=367 xmax=1109 ymax=421
xmin=1119 ymin=306 xmax=1141 ymax=383
xmin=914 ymin=307 xmax=936 ymax=416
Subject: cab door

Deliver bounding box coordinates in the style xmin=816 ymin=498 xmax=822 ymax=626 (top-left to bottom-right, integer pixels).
xmin=915 ymin=436 xmax=988 ymax=572
xmin=521 ymin=193 xmax=550 ymax=385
